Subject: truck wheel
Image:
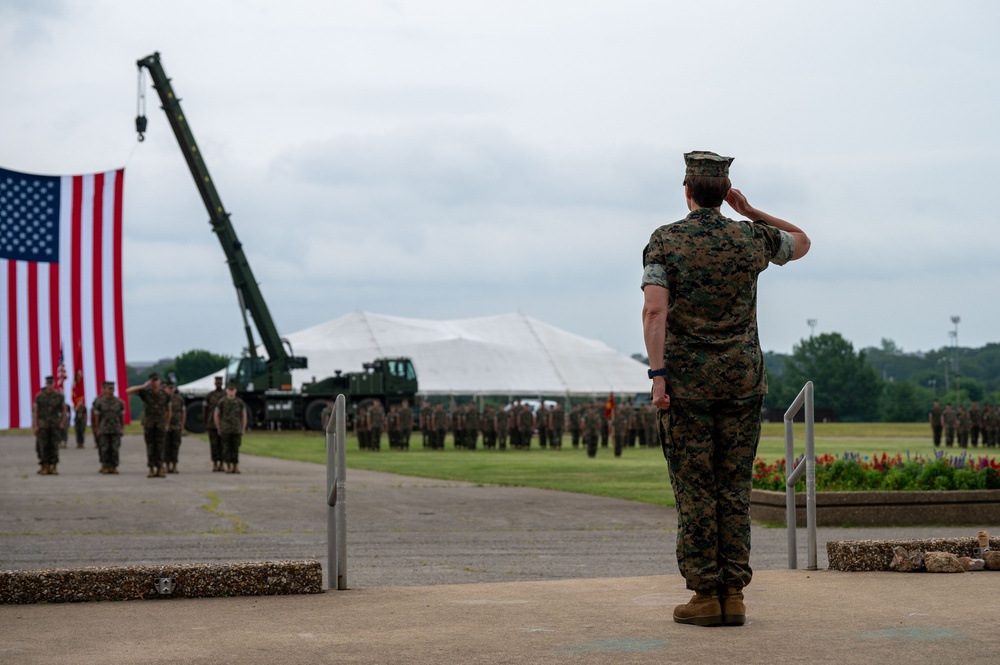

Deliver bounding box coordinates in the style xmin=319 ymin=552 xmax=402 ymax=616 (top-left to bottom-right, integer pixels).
xmin=304 ymin=399 xmax=327 ymax=431
xmin=185 ymin=399 xmax=206 ymax=433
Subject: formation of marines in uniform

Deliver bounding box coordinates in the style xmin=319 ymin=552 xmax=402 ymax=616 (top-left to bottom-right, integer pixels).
xmin=31 ymin=371 xmax=249 ymax=476
xmin=929 ymin=399 xmax=1000 ymax=448
xmin=346 ymin=397 xmax=657 ymax=454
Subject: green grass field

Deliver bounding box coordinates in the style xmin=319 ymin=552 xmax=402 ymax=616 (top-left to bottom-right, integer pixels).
xmin=6 ymin=421 xmax=974 ymax=507
xmin=231 ymin=421 xmax=955 ymax=507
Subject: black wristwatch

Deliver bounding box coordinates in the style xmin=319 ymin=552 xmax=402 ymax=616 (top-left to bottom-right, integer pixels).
xmin=647 ymin=368 xmax=666 ymax=379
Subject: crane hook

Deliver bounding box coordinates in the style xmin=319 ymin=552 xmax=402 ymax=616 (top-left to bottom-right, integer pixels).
xmin=136 ymin=65 xmax=147 ymax=142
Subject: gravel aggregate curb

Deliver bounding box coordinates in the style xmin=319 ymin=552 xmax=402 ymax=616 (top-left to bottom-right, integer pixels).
xmin=827 ymin=537 xmax=999 ymax=571
xmin=0 ymin=560 xmax=323 ymax=604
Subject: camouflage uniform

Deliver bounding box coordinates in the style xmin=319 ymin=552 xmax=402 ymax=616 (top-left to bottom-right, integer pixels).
xmin=549 ymin=405 xmax=564 ymax=449
xmin=983 ymin=405 xmax=997 ymax=448
xmin=92 ymin=390 xmax=125 ymax=470
xmin=464 ymin=404 xmax=479 ymax=450
xmin=420 ymin=401 xmax=432 ymax=448
xmin=569 ymin=404 xmax=582 ymax=448
xmin=495 ymin=407 xmax=509 ymax=450
xmin=73 ymin=403 xmax=88 ymax=447
xmin=642 ymin=168 xmax=795 ymax=596
xmin=517 ymin=405 xmax=533 ymax=450
xmin=386 ymin=405 xmax=401 ymax=449
xmin=957 ymin=407 xmax=970 ymax=448
xmin=929 ymin=402 xmax=943 ymax=447
xmin=943 ymin=406 xmax=956 ymax=447
xmin=204 ymin=383 xmax=227 ymax=467
xmin=613 ymin=404 xmax=629 ymax=457
xmin=136 ymin=386 xmax=170 ymax=472
xmin=536 ymin=405 xmax=549 ymax=449
xmin=581 ymin=405 xmax=600 ymax=458
xmin=369 ymin=401 xmax=385 ymax=451
xmin=356 ymin=404 xmax=370 ymax=449
xmin=215 ymin=395 xmax=246 ymax=467
xmin=165 ymin=391 xmax=185 ymax=469
xmin=481 ymin=405 xmax=497 ymax=449
xmin=432 ymin=404 xmax=447 ymax=450
xmin=399 ymin=401 xmax=413 ymax=449
xmin=599 ymin=405 xmax=609 ymax=448
xmin=33 ymin=385 xmax=65 ymax=471
xmin=970 ymin=403 xmax=982 ymax=447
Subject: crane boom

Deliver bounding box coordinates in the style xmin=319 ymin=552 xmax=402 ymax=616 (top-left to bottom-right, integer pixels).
xmin=136 ymin=51 xmax=306 ymax=390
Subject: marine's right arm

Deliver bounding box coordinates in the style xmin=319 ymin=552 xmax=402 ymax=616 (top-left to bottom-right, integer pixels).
xmin=726 ymin=188 xmax=810 ymax=260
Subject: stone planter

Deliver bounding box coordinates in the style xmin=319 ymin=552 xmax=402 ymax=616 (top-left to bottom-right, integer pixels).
xmin=750 ymin=489 xmax=1000 ymax=527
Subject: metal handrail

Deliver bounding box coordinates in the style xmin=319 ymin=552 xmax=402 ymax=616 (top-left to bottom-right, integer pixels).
xmin=326 ymin=394 xmax=347 ymax=590
xmin=784 ymin=381 xmax=817 ymax=570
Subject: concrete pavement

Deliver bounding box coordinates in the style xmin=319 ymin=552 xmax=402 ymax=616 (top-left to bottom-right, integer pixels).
xmin=2 ymin=432 xmax=999 ymax=663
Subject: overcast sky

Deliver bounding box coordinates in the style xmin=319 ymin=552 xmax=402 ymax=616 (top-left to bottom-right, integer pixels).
xmin=2 ymin=0 xmax=998 ymax=364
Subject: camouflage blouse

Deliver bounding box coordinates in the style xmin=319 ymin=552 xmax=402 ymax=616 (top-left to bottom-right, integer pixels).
xmin=642 ymin=208 xmax=794 ymax=400
xmin=92 ymin=395 xmax=126 ymax=435
xmin=167 ymin=393 xmax=185 ymax=431
xmin=34 ymin=390 xmax=65 ymax=429
xmin=215 ymin=397 xmax=247 ymax=435
xmin=137 ymin=387 xmax=170 ymax=429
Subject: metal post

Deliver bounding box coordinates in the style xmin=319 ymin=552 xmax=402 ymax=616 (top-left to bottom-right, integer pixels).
xmin=783 ymin=381 xmax=817 ymax=570
xmin=326 ymin=394 xmax=347 ymax=590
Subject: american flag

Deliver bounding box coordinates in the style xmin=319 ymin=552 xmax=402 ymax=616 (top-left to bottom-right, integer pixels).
xmin=0 ymin=166 xmax=130 ymax=428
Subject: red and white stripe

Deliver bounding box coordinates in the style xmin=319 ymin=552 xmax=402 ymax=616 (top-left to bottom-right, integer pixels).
xmin=0 ymin=169 xmax=129 ymax=429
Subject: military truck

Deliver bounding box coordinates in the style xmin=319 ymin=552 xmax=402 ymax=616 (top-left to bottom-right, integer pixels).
xmin=136 ymin=52 xmax=417 ymax=431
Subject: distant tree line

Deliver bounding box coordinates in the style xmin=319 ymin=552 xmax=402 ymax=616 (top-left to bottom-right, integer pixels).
xmin=636 ymin=334 xmax=1000 ymax=422
xmin=126 ymin=349 xmax=229 ymax=419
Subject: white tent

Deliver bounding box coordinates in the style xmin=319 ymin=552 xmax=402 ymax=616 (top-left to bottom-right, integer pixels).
xmin=181 ymin=311 xmax=650 ymax=397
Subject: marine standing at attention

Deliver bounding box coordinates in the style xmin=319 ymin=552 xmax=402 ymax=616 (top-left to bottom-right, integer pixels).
xmin=641 ymin=151 xmax=809 ymax=627
xmin=91 ymin=381 xmax=125 ymax=474
xmin=214 ymin=381 xmax=247 ymax=473
xmin=203 ymin=376 xmax=226 ymax=471
xmin=32 ymin=375 xmax=66 ymax=475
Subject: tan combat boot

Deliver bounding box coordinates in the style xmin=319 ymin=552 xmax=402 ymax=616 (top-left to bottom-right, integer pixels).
xmin=147 ymin=467 xmax=156 ymax=478
xmin=49 ymin=464 xmax=58 ymax=475
xmin=673 ymin=592 xmax=723 ymax=627
xmin=231 ymin=464 xmax=240 ymax=474
xmin=721 ymin=587 xmax=746 ymax=626
xmin=110 ymin=466 xmax=119 ymax=474
xmin=156 ymin=466 xmax=167 ymax=477
xmin=38 ymin=464 xmax=48 ymax=475
xmin=99 ymin=465 xmax=109 ymax=474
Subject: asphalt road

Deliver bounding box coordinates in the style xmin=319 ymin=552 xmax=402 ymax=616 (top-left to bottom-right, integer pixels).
xmin=1 ymin=432 xmax=993 ymax=587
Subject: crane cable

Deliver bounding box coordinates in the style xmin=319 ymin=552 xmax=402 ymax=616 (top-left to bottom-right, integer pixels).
xmin=135 ymin=66 xmax=148 ymax=142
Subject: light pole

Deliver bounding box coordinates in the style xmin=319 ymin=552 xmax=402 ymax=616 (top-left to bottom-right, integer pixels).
xmin=807 ymin=319 xmax=817 ymax=338
xmin=951 ymin=316 xmax=961 ymax=397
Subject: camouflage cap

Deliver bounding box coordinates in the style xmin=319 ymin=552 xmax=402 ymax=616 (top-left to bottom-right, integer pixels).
xmin=148 ymin=372 xmax=160 ymax=381
xmin=214 ymin=376 xmax=224 ymax=383
xmin=684 ymin=151 xmax=734 ymax=178
xmin=102 ymin=381 xmax=115 ymax=388
xmin=226 ymin=380 xmax=237 ymax=390
xmin=164 ymin=381 xmax=176 ymax=387
xmin=44 ymin=375 xmax=54 ymax=383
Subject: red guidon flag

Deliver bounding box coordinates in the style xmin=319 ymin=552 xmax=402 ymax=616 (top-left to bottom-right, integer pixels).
xmin=0 ymin=166 xmax=130 ymax=428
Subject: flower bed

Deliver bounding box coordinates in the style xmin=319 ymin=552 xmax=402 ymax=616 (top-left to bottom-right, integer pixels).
xmin=752 ymin=452 xmax=1000 ymax=493
xmin=749 ymin=452 xmax=1000 ymax=527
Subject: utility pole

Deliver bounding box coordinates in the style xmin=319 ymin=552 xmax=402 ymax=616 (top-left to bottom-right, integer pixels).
xmin=807 ymin=319 xmax=817 ymax=339
xmin=951 ymin=316 xmax=961 ymax=397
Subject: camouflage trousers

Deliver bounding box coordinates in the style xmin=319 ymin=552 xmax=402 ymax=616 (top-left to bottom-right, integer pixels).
xmin=207 ymin=428 xmax=223 ymax=462
xmin=36 ymin=427 xmax=61 ymax=465
xmin=659 ymin=395 xmax=763 ymax=594
xmin=220 ymin=432 xmax=242 ymax=464
xmin=165 ymin=430 xmax=182 ymax=464
xmin=97 ymin=434 xmax=121 ymax=467
xmin=144 ymin=427 xmax=165 ymax=468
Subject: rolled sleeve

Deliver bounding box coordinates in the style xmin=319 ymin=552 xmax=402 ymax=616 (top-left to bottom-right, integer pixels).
xmin=769 ymin=229 xmax=796 ymax=266
xmin=641 ymin=263 xmax=668 ymax=290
